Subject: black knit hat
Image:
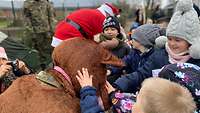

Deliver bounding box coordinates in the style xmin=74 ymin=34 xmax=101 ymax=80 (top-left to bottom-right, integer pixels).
xmin=103 ymin=16 xmax=120 ymax=33
xmin=159 ymin=63 xmax=200 ymax=112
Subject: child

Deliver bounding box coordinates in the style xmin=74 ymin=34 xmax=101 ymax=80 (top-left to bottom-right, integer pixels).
xmin=107 ymin=24 xmax=165 ymax=84
xmin=159 ymin=63 xmax=200 ymax=113
xmin=76 ymin=68 xmax=196 ymax=113
xmin=113 ymin=0 xmax=200 ymax=93
xmin=134 ymin=77 xmax=196 ymax=113
xmin=98 ymin=16 xmax=130 ymax=59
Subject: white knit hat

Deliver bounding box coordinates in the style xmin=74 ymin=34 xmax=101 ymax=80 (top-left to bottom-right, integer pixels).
xmin=166 ymin=0 xmax=200 ymax=59
xmin=0 ymin=47 xmax=8 ymax=60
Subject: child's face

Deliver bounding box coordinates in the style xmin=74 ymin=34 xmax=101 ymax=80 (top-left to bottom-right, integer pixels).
xmin=103 ymin=27 xmax=119 ymax=38
xmin=167 ymin=36 xmax=190 ymax=54
xmin=130 ymin=39 xmax=146 ymax=53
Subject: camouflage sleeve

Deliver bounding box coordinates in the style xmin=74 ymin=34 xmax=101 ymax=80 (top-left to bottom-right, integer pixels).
xmin=23 ymin=1 xmax=31 ymax=17
xmin=47 ymin=2 xmax=57 ymax=31
xmin=47 ymin=2 xmax=57 ymax=21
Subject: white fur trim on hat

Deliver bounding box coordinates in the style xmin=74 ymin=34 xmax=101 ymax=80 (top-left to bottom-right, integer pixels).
xmin=155 ymin=36 xmax=168 ymax=48
xmin=0 ymin=47 xmax=8 ymax=60
xmin=97 ymin=3 xmax=114 ymax=16
xmin=51 ymin=36 xmax=63 ymax=47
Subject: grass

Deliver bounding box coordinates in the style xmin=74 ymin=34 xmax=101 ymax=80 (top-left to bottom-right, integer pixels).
xmin=0 ymin=20 xmax=9 ymax=28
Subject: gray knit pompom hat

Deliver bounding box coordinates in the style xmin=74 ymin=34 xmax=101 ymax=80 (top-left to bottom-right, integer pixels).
xmin=166 ymin=0 xmax=200 ymax=59
xmin=131 ymin=24 xmax=162 ymax=49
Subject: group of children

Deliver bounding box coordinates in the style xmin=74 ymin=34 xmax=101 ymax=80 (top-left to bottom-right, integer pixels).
xmin=77 ymin=63 xmax=200 ymax=113
xmin=76 ymin=0 xmax=200 ymax=112
xmin=1 ymin=0 xmax=200 ymax=112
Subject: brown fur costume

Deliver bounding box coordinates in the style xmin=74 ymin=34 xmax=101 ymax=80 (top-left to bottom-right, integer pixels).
xmin=0 ymin=38 xmax=124 ymax=113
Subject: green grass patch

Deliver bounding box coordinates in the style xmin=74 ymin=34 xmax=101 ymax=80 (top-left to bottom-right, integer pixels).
xmin=0 ymin=20 xmax=10 ymax=28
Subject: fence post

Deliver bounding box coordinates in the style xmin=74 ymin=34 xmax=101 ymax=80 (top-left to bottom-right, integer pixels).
xmin=11 ymin=0 xmax=16 ymax=23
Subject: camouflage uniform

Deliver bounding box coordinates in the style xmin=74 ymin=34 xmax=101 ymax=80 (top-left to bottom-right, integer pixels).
xmin=23 ymin=0 xmax=56 ymax=67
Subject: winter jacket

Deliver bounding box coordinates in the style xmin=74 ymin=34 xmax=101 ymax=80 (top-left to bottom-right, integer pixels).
xmin=99 ymin=33 xmax=130 ymax=59
xmin=80 ymin=86 xmax=104 ymax=113
xmin=108 ymin=48 xmax=154 ymax=84
xmin=114 ymin=48 xmax=200 ymax=93
xmin=80 ymin=86 xmax=136 ymax=113
xmin=111 ymin=41 xmax=130 ymax=59
xmin=111 ymin=48 xmax=154 ymax=75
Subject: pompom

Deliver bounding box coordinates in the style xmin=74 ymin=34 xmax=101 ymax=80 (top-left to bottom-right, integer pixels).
xmin=176 ymin=0 xmax=193 ymax=12
xmin=189 ymin=43 xmax=200 ymax=59
xmin=155 ymin=36 xmax=167 ymax=48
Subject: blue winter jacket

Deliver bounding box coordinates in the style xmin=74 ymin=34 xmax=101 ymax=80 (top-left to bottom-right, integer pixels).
xmin=80 ymin=86 xmax=136 ymax=113
xmin=114 ymin=48 xmax=200 ymax=93
xmin=80 ymin=86 xmax=104 ymax=113
xmin=110 ymin=48 xmax=154 ymax=75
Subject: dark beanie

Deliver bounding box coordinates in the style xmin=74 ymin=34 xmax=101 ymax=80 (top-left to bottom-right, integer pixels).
xmin=103 ymin=16 xmax=120 ymax=33
xmin=159 ymin=63 xmax=200 ymax=112
xmin=131 ymin=24 xmax=161 ymax=49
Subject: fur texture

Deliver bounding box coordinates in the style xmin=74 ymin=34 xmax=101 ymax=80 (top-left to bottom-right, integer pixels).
xmin=0 ymin=38 xmax=124 ymax=113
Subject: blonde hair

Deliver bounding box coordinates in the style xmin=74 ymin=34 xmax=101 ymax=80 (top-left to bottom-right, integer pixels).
xmin=139 ymin=77 xmax=196 ymax=113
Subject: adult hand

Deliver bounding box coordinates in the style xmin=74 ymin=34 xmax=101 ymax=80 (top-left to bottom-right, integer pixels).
xmin=76 ymin=68 xmax=93 ymax=88
xmin=0 ymin=64 xmax=12 ymax=78
xmin=105 ymin=81 xmax=116 ymax=94
xmin=18 ymin=60 xmax=31 ymax=74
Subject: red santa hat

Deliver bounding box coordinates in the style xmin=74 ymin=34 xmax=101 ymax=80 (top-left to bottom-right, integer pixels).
xmin=0 ymin=47 xmax=8 ymax=60
xmin=97 ymin=3 xmax=120 ymax=17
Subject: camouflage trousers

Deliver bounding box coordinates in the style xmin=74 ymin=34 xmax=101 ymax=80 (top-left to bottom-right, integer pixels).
xmin=23 ymin=31 xmax=53 ymax=68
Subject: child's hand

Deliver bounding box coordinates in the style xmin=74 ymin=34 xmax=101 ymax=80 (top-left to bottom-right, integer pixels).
xmin=76 ymin=68 xmax=93 ymax=88
xmin=105 ymin=81 xmax=116 ymax=94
